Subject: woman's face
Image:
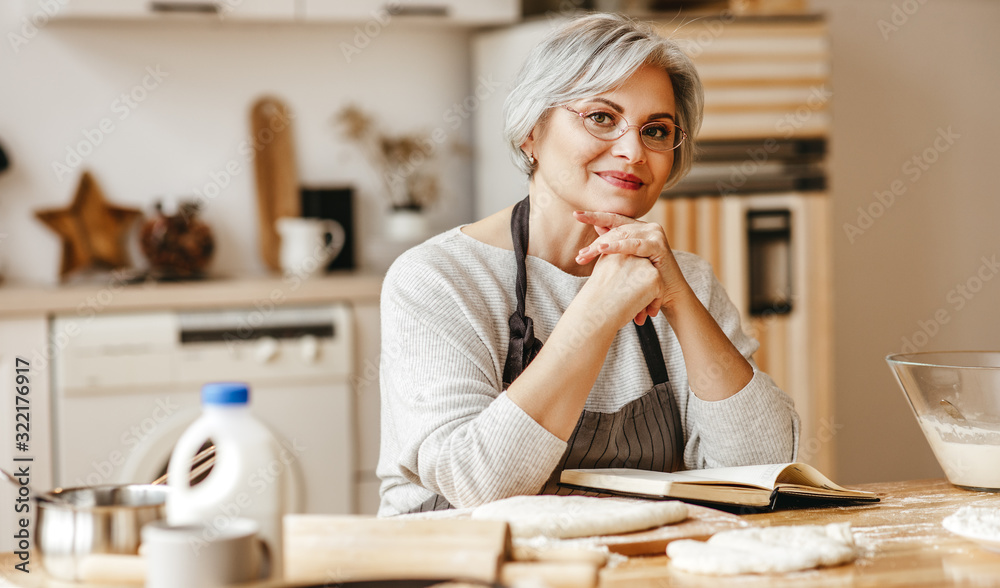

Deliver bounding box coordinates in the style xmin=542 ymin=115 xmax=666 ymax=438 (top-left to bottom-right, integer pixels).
xmin=523 ymin=64 xmax=678 ymax=219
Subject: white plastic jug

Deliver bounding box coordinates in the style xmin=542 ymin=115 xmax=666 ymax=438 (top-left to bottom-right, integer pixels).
xmin=166 ymin=382 xmax=286 ymax=578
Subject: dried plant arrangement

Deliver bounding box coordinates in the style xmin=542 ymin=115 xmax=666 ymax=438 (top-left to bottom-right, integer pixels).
xmin=336 ymin=105 xmax=442 ymax=212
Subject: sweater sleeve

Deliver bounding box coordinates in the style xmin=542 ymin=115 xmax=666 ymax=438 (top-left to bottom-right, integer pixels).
xmin=377 ymin=254 xmax=567 ymax=514
xmin=677 ymin=255 xmax=801 ymax=469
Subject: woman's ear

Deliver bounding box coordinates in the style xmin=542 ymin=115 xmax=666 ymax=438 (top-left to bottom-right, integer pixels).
xmin=520 ymin=131 xmax=535 ymax=161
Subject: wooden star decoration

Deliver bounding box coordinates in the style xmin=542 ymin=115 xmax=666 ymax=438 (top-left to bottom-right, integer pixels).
xmin=35 ymin=171 xmax=142 ymax=280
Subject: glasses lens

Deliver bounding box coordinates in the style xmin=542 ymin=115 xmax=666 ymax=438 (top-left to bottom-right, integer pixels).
xmin=582 ymin=112 xmax=622 ymax=140
xmin=640 ymin=123 xmax=682 ymax=151
xmin=578 ymin=109 xmax=685 ymax=151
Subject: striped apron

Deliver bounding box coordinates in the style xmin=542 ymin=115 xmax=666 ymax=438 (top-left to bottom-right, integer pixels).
xmin=410 ymin=196 xmax=684 ymax=513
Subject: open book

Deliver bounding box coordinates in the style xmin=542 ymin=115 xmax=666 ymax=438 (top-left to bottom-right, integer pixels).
xmin=559 ymin=463 xmax=879 ymax=511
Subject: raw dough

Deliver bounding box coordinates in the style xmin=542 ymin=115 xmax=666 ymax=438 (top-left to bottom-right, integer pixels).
xmin=470 ymin=495 xmax=688 ymax=539
xmin=667 ymin=523 xmax=857 ymax=575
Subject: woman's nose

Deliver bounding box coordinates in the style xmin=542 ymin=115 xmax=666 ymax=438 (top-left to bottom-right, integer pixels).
xmin=610 ymin=127 xmax=647 ymax=163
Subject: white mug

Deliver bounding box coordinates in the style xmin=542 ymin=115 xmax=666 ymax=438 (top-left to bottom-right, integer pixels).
xmin=142 ymin=518 xmax=266 ymax=588
xmin=276 ymin=217 xmax=345 ymax=278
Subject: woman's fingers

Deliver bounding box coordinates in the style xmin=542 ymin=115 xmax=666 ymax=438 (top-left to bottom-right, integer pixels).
xmin=576 ymin=210 xmax=689 ymax=320
xmin=576 ymin=227 xmax=664 ymax=264
xmin=573 ymin=211 xmax=649 ymax=263
xmin=573 ymin=210 xmax=633 ymax=231
xmin=576 ymin=237 xmax=648 ymax=264
xmin=646 ymin=299 xmax=661 ymax=318
xmin=633 ymin=297 xmax=662 ymax=325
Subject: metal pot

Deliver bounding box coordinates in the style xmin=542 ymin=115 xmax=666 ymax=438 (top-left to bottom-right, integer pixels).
xmin=36 ymin=484 xmax=169 ymax=581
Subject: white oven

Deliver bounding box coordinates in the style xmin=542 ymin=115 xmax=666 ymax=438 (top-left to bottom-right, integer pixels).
xmin=50 ymin=304 xmax=354 ymax=514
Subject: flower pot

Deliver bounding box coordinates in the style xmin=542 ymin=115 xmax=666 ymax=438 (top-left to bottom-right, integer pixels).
xmin=385 ymin=208 xmax=430 ymax=243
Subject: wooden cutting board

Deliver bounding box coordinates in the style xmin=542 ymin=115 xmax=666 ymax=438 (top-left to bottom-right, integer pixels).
xmin=250 ymin=97 xmax=299 ymax=272
xmin=589 ymin=504 xmax=747 ymax=555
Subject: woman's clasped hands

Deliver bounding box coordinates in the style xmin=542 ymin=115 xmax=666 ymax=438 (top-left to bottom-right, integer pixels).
xmin=573 ymin=210 xmax=692 ymax=327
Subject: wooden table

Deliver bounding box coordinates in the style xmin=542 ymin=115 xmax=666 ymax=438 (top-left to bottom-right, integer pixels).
xmin=600 ymin=478 xmax=1000 ymax=587
xmin=2 ymin=479 xmax=999 ymax=587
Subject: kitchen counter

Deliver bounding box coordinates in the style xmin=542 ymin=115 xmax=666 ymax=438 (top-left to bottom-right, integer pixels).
xmin=602 ymin=478 xmax=1000 ymax=587
xmin=0 ymin=272 xmax=383 ymax=318
xmin=1 ymin=479 xmax=998 ymax=587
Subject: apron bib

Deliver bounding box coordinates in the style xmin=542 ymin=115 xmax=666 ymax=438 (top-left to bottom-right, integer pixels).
xmin=409 ymin=196 xmax=684 ymax=513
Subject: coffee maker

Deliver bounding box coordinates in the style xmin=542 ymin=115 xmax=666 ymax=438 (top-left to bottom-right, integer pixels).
xmin=300 ymin=186 xmax=355 ymax=271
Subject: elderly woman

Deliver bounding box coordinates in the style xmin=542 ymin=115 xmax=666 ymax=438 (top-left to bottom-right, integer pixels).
xmin=376 ymin=13 xmax=800 ymax=516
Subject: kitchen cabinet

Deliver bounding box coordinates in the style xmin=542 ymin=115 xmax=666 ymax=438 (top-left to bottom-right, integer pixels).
xmin=658 ymin=17 xmax=830 ymax=140
xmin=26 ymin=0 xmax=297 ymax=21
xmin=302 ymin=0 xmax=519 ymax=25
xmin=26 ymin=0 xmax=518 ymax=25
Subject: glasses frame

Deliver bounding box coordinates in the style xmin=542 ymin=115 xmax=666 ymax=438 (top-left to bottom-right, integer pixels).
xmin=564 ymin=106 xmax=687 ymax=152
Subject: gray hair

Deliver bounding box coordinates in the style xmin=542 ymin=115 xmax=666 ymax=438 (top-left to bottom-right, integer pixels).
xmin=502 ymin=13 xmax=703 ymax=190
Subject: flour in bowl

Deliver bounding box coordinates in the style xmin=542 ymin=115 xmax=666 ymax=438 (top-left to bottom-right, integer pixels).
xmin=919 ymin=416 xmax=1000 ymax=489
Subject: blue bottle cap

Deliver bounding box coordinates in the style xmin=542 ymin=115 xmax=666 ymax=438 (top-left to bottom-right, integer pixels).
xmin=201 ymin=382 xmax=250 ymax=405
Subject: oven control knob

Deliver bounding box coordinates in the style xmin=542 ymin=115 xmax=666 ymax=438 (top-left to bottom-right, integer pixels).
xmin=254 ymin=336 xmax=279 ymax=363
xmin=300 ymin=335 xmax=319 ymax=362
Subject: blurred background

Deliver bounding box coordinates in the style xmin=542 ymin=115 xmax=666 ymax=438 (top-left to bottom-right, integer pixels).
xmin=0 ymin=0 xmax=998 ymax=525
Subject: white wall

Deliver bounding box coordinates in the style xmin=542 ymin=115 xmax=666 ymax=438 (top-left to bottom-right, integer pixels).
xmin=813 ymin=0 xmax=1000 ymax=483
xmin=0 ymin=6 xmax=479 ymax=283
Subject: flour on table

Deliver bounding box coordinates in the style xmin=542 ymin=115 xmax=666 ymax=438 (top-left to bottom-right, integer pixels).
xmin=667 ymin=523 xmax=857 ymax=575
xmin=943 ymin=506 xmax=1000 ymax=541
xmin=470 ymin=495 xmax=687 ymax=539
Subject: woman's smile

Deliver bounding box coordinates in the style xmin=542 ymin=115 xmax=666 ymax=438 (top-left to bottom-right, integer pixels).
xmin=595 ymin=170 xmax=646 ymax=191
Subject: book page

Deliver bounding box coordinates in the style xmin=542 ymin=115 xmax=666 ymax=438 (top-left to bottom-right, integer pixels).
xmin=666 ymin=463 xmax=791 ymax=489
xmin=563 ymin=468 xmax=769 ymax=489
xmin=564 ymin=463 xmax=875 ymax=495
xmin=774 ymin=463 xmax=848 ymax=491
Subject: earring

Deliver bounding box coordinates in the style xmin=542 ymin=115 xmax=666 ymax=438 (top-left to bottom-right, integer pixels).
xmin=528 ymin=153 xmax=536 ymax=166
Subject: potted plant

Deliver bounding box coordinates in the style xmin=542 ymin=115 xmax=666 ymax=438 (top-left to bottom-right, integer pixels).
xmin=335 ymin=105 xmax=442 ymax=242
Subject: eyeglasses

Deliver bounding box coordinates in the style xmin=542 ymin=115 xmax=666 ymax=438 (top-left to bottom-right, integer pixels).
xmin=564 ymin=106 xmax=686 ymax=152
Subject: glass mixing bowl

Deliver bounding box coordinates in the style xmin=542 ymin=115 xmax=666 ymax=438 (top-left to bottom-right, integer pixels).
xmin=886 ymin=351 xmax=1000 ymax=491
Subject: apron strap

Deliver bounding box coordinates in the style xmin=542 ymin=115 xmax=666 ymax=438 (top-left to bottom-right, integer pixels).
xmin=634 ymin=320 xmax=670 ymax=386
xmin=502 ymin=196 xmax=543 ymax=388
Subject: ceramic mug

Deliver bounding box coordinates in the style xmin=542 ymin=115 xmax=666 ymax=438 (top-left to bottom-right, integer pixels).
xmin=276 ymin=217 xmax=345 ymax=278
xmin=142 ymin=518 xmax=266 ymax=588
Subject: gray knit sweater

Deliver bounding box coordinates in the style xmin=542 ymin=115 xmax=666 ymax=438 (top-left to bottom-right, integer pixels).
xmin=376 ymin=227 xmax=800 ymax=517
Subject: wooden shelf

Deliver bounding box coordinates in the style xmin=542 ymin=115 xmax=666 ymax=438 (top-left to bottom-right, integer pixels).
xmin=0 ymin=272 xmax=383 ymax=318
